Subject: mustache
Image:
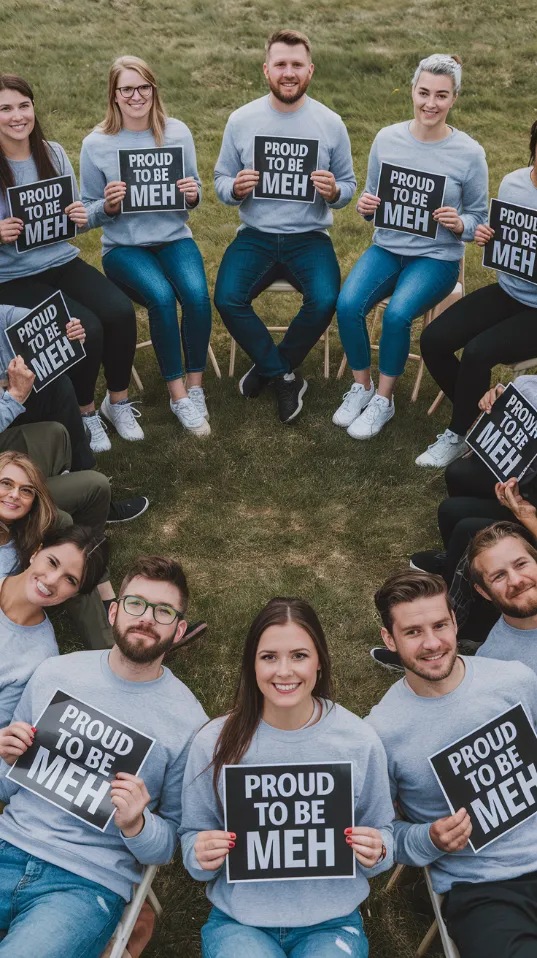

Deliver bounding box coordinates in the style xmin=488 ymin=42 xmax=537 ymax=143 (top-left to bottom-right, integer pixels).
xmin=124 ymin=623 xmax=160 ymax=640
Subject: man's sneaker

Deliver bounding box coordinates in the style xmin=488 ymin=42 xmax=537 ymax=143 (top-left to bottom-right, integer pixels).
xmin=410 ymin=550 xmax=448 ymax=576
xmin=370 ymin=648 xmax=404 ymax=673
xmin=100 ymin=394 xmax=144 ymax=442
xmin=274 ymin=371 xmax=308 ymax=423
xmin=332 ymin=381 xmax=375 ymax=428
xmin=83 ymin=413 xmax=111 ymax=453
xmin=415 ymin=429 xmax=467 ymax=468
xmin=239 ymin=365 xmax=270 ymax=398
xmin=188 ymin=386 xmax=209 ymax=419
xmin=347 ymin=393 xmax=394 ymax=439
xmin=170 ymin=397 xmax=211 ymax=436
xmin=106 ymin=497 xmax=149 ymax=523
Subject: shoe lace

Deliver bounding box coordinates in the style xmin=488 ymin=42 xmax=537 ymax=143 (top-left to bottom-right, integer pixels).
xmin=429 ymin=431 xmax=455 ymax=453
xmin=174 ymin=398 xmax=201 ymax=425
xmin=112 ymin=401 xmax=142 ymax=426
xmin=341 ymin=385 xmax=362 ymax=409
xmin=361 ymin=394 xmax=383 ymax=422
xmin=85 ymin=413 xmax=108 ymax=438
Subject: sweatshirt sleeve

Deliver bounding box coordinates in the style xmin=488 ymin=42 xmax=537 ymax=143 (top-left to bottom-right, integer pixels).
xmin=50 ymin=145 xmax=89 ymax=235
xmin=326 ymin=119 xmax=356 ymax=210
xmin=184 ymin=129 xmax=202 ymax=210
xmin=460 ymin=147 xmax=488 ymax=242
xmin=179 ymin=732 xmax=225 ymax=882
xmin=393 ymin=818 xmax=444 ymax=867
xmin=361 ymin=136 xmax=381 ymax=221
xmin=214 ymin=118 xmax=242 ymax=207
xmin=0 ymin=675 xmax=36 ymax=803
xmin=0 ymin=393 xmax=26 ymax=433
xmin=354 ymin=733 xmax=394 ymax=878
xmin=80 ymin=140 xmax=117 ymax=230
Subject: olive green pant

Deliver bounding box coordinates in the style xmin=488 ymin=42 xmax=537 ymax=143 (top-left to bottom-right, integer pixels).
xmin=0 ymin=422 xmax=113 ymax=649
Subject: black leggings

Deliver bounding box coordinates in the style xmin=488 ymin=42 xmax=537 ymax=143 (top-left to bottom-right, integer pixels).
xmin=0 ymin=258 xmax=137 ymax=406
xmin=16 ymin=374 xmax=95 ymax=471
xmin=420 ymin=283 xmax=537 ymax=436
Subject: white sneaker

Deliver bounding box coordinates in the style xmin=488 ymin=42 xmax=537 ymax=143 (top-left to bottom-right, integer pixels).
xmin=100 ymin=393 xmax=144 ymax=442
xmin=83 ymin=413 xmax=111 ymax=453
xmin=347 ymin=393 xmax=395 ymax=439
xmin=415 ymin=429 xmax=467 ymax=468
xmin=332 ymin=381 xmax=374 ymax=428
xmin=188 ymin=386 xmax=209 ymax=420
xmin=170 ymin=397 xmax=211 ymax=436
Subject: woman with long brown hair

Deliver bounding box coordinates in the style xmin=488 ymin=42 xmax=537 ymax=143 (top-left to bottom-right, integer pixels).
xmin=180 ymin=597 xmax=393 ymax=958
xmin=0 ymin=450 xmax=56 ymax=574
xmin=0 ymin=74 xmax=142 ymax=455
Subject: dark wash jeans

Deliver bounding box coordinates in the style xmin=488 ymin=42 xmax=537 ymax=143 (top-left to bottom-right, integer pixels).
xmin=214 ymin=227 xmax=341 ymax=378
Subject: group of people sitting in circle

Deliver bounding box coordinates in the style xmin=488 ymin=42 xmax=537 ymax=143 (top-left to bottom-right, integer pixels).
xmin=0 ymin=22 xmax=537 ymax=958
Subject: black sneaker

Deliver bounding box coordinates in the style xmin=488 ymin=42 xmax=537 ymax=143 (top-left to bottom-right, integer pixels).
xmin=370 ymin=648 xmax=404 ymax=673
xmin=274 ymin=372 xmax=308 ymax=423
xmin=106 ymin=496 xmax=149 ymax=523
xmin=410 ymin=550 xmax=447 ymax=576
xmin=239 ymin=366 xmax=270 ymax=398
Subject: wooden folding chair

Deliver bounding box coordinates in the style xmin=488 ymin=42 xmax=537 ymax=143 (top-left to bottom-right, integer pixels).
xmin=102 ymin=865 xmax=163 ymax=958
xmin=338 ymin=259 xmax=465 ymax=405
xmin=228 ymin=278 xmax=331 ymax=379
xmin=387 ymin=863 xmax=460 ymax=957
xmin=131 ymin=340 xmax=221 ymax=393
xmin=428 ymin=353 xmax=537 ymax=417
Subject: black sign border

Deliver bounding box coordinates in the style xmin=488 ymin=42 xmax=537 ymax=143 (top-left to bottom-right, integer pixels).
xmin=466 ymin=382 xmax=537 ymax=484
xmin=373 ymin=162 xmax=447 ymax=240
xmin=223 ymin=759 xmax=356 ymax=884
xmin=482 ymin=198 xmax=537 ymax=288
xmin=252 ymin=135 xmax=320 ymax=205
xmin=7 ymin=174 xmax=77 ymax=255
xmin=118 ymin=146 xmax=186 ymax=215
xmin=6 ymin=687 xmax=156 ymax=833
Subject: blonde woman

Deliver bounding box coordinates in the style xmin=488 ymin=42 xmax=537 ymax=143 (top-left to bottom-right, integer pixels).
xmin=81 ymin=56 xmax=212 ymax=436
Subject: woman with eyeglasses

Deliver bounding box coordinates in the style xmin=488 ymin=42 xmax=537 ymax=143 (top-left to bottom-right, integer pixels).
xmin=180 ymin=597 xmax=393 ymax=958
xmin=80 ymin=55 xmax=212 ymax=437
xmin=0 ymin=74 xmax=141 ymax=456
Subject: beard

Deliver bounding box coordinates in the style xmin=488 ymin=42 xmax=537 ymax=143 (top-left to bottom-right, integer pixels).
xmin=113 ymin=621 xmax=177 ymax=664
xmin=491 ymin=594 xmax=537 ymax=619
xmin=399 ymin=645 xmax=459 ymax=682
xmin=267 ymin=74 xmax=311 ymax=105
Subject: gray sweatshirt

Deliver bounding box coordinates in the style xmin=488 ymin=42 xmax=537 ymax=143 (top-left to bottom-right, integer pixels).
xmin=214 ymin=95 xmax=356 ymax=234
xmin=477 ymin=616 xmax=537 ymax=673
xmin=0 ymin=305 xmax=30 ymax=432
xmin=0 ymin=650 xmax=208 ymax=900
xmin=180 ymin=702 xmax=393 ymax=927
xmin=495 ymin=168 xmax=537 ymax=308
xmin=80 ymin=118 xmax=201 ymax=254
xmin=0 ymin=583 xmax=57 ymax=729
xmin=367 ymin=657 xmax=537 ymax=893
xmin=0 ymin=143 xmax=80 ymax=283
xmin=363 ymin=121 xmax=488 ymax=260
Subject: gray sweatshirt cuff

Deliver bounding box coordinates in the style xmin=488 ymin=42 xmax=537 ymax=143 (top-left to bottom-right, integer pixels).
xmin=87 ymin=198 xmax=118 ymax=230
xmin=394 ymin=820 xmax=444 ymax=867
xmin=121 ymin=807 xmax=175 ymax=864
xmin=460 ymin=214 xmax=478 ymax=243
xmin=0 ymin=392 xmax=26 ymax=430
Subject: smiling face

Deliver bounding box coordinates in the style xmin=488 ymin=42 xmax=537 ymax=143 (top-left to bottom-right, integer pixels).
xmin=114 ymin=68 xmax=153 ymax=126
xmin=383 ymin=594 xmax=458 ymax=682
xmin=411 ymin=70 xmax=457 ymax=129
xmin=255 ymin=621 xmax=320 ymax=715
xmin=473 ymin=537 xmax=537 ymax=618
xmin=110 ymin=574 xmax=186 ymax=663
xmin=263 ymin=42 xmax=314 ymax=105
xmin=26 ymin=542 xmax=85 ymax=607
xmin=0 ymin=463 xmax=36 ymax=525
xmin=0 ymin=87 xmax=35 ymax=152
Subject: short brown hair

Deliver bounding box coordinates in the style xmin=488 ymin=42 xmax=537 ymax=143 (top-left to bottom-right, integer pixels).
xmin=119 ymin=556 xmax=189 ymax=610
xmin=374 ymin=570 xmax=450 ymax=632
xmin=265 ymin=30 xmax=312 ymax=59
xmin=468 ymin=521 xmax=537 ymax=588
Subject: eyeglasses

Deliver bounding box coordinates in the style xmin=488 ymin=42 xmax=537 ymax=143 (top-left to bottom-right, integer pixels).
xmin=121 ymin=594 xmax=182 ymax=625
xmin=116 ymin=84 xmax=153 ymax=99
xmin=0 ymin=478 xmax=35 ymax=501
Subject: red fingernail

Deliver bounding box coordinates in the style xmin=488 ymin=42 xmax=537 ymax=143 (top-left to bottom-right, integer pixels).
xmin=344 ymin=828 xmax=352 ymax=834
xmin=346 ymin=837 xmax=353 ymax=844
xmin=229 ymin=842 xmax=235 ymax=848
xmin=31 ymin=727 xmax=37 ymax=733
xmin=230 ymin=833 xmax=236 ymax=839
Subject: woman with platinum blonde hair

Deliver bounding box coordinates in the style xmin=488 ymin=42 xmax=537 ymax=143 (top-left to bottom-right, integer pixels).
xmin=334 ymin=54 xmax=488 ymax=440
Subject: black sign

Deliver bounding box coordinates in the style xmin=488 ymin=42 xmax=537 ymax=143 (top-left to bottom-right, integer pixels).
xmin=7 ymin=689 xmax=155 ymax=832
xmin=223 ymin=761 xmax=355 ymax=882
xmin=7 ymin=175 xmax=77 ymax=253
xmin=429 ymin=704 xmax=537 ymax=852
xmin=119 ymin=147 xmax=185 ymax=213
xmin=483 ymin=198 xmax=537 ymax=286
xmin=374 ymin=163 xmax=446 ymax=239
xmin=5 ymin=292 xmax=86 ymax=394
xmin=253 ymin=136 xmax=319 ymax=203
xmin=466 ymin=383 xmax=537 ymax=483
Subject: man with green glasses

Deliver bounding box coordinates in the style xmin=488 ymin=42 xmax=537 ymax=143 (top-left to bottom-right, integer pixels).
xmin=0 ymin=555 xmax=207 ymax=957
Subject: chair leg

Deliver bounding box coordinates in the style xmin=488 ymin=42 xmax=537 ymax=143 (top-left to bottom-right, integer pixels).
xmin=337 ymin=354 xmax=347 ymax=380
xmin=323 ymin=328 xmax=330 ymax=378
xmin=131 ymin=366 xmax=144 ymax=393
xmin=229 ymin=338 xmax=236 ymax=377
xmin=411 ymin=358 xmax=425 ymax=403
xmin=428 ymin=390 xmax=445 ymax=416
xmin=416 ymin=919 xmax=438 ymax=957
xmin=386 ymin=862 xmax=407 ymax=891
xmin=207 ymin=344 xmax=221 ymax=380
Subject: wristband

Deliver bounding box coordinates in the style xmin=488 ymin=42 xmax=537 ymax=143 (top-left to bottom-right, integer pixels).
xmin=376 ymin=844 xmax=387 ymax=864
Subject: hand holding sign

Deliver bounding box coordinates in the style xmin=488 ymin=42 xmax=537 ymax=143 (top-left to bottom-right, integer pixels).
xmin=495 ymin=477 xmax=537 ymax=527
xmin=344 ymin=826 xmax=384 ymax=867
xmin=110 ymin=771 xmax=150 ymax=838
xmin=65 ymin=201 xmax=88 ymax=228
xmin=233 ymin=169 xmax=259 ymax=200
xmin=0 ymin=217 xmax=24 ymax=245
xmin=479 ymin=383 xmax=505 ymax=414
xmin=357 ymin=193 xmax=381 ymax=216
xmin=104 ymin=181 xmax=127 ymax=216
xmin=7 ymin=356 xmax=35 ymax=404
xmin=0 ymin=722 xmax=35 ymax=764
xmin=429 ymin=807 xmax=473 ymax=853
xmin=66 ymin=318 xmax=86 ymax=345
xmin=310 ymin=170 xmax=338 ymax=203
xmin=432 ymin=207 xmax=464 ymax=234
xmin=475 ymin=224 xmax=495 ymax=247
xmin=177 ymin=177 xmax=198 ymax=205
xmin=194 ymin=829 xmax=236 ymax=870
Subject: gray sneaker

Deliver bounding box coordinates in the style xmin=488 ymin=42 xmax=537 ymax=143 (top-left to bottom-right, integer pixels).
xmin=170 ymin=397 xmax=211 ymax=436
xmin=188 ymin=386 xmax=209 ymax=420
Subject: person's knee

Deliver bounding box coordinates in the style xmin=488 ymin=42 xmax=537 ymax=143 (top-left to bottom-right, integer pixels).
xmin=305 ymin=286 xmax=338 ymax=323
xmin=44 ymin=420 xmax=71 ymax=452
xmin=381 ymin=302 xmax=412 ymax=336
xmin=459 ymin=337 xmax=485 ymax=371
xmin=420 ymin=318 xmax=440 ymax=358
xmin=86 ymin=471 xmax=112 ymax=513
xmin=214 ymin=275 xmax=247 ymax=317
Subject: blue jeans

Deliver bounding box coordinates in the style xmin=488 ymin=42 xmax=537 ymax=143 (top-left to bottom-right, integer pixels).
xmin=214 ymin=227 xmax=341 ymax=378
xmin=103 ymin=238 xmax=212 ymax=380
xmin=201 ymin=905 xmax=368 ymax=958
xmin=337 ymin=244 xmax=460 ymax=377
xmin=0 ymin=840 xmax=124 ymax=958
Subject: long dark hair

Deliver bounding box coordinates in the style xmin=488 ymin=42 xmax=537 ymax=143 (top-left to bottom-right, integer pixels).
xmin=212 ymin=597 xmax=334 ymax=792
xmin=530 ymin=120 xmax=537 ymax=167
xmin=0 ymin=75 xmax=59 ymax=196
xmin=38 ymin=525 xmax=109 ymax=595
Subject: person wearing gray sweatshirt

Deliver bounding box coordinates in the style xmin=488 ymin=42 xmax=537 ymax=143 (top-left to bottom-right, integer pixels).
xmin=418 ymin=120 xmax=537 ymax=469
xmin=80 ymin=55 xmax=212 ymax=438
xmin=367 ymin=568 xmax=537 ymax=958
xmin=0 ymin=555 xmax=207 ymax=957
xmin=180 ymin=597 xmax=393 ymax=958
xmin=334 ymin=54 xmax=487 ymax=443
xmin=213 ymin=29 xmax=356 ymax=425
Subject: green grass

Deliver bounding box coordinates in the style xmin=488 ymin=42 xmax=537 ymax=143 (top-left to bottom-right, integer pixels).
xmin=1 ymin=0 xmax=533 ymax=953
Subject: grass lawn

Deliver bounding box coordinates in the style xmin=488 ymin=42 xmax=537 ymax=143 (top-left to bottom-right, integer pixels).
xmin=2 ymin=0 xmax=535 ymax=953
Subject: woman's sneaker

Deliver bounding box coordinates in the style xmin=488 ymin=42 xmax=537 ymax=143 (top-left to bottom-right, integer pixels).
xmin=170 ymin=397 xmax=211 ymax=436
xmin=410 ymin=550 xmax=447 ymax=576
xmin=100 ymin=394 xmax=144 ymax=442
xmin=415 ymin=429 xmax=467 ymax=468
xmin=332 ymin=381 xmax=375 ymax=428
xmin=188 ymin=386 xmax=209 ymax=420
xmin=347 ymin=393 xmax=394 ymax=439
xmin=83 ymin=412 xmax=111 ymax=453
